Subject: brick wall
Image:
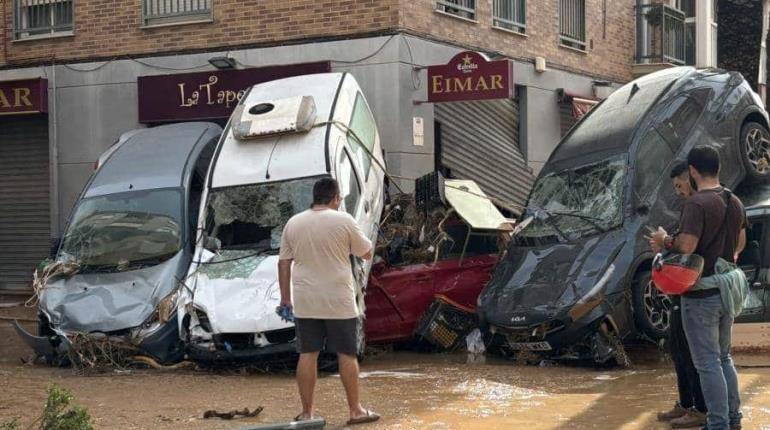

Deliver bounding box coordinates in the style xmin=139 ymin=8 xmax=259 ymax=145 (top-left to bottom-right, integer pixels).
xmin=400 ymin=0 xmax=636 ymax=83
xmin=1 ymin=0 xmax=400 ymax=66
xmin=1 ymin=0 xmax=635 ymax=83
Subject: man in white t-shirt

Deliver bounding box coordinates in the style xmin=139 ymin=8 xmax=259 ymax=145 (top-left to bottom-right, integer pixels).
xmin=278 ymin=177 xmax=380 ymax=426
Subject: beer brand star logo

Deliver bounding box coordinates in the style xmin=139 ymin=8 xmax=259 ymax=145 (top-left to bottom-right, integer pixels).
xmin=462 ymin=54 xmax=473 ymax=66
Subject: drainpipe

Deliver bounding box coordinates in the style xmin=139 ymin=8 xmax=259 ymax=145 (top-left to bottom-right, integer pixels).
xmin=760 ymin=0 xmax=770 ymax=106
xmin=2 ymin=0 xmax=8 ymax=64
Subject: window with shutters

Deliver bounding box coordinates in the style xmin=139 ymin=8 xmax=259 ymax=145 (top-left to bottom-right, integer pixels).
xmin=142 ymin=0 xmax=213 ymax=27
xmin=435 ymin=0 xmax=476 ymax=21
xmin=12 ymin=0 xmax=73 ymax=40
xmin=559 ymin=0 xmax=586 ymax=50
xmin=492 ymin=0 xmax=525 ymax=34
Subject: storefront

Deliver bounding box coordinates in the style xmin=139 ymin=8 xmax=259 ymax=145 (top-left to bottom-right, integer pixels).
xmin=425 ymin=51 xmax=533 ymax=214
xmin=136 ymin=61 xmax=331 ymax=125
xmin=0 ymin=78 xmax=50 ymax=294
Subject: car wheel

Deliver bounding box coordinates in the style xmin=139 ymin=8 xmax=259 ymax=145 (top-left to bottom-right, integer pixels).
xmin=631 ymin=271 xmax=672 ymax=340
xmin=740 ymin=121 xmax=770 ymax=183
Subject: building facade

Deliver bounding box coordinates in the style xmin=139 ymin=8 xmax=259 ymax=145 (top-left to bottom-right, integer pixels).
xmin=0 ymin=0 xmax=714 ymax=294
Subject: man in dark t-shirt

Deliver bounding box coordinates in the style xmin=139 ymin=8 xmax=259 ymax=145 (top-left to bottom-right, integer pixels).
xmin=649 ymin=146 xmax=746 ymax=430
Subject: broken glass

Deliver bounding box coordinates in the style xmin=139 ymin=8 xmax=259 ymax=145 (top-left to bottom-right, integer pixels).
xmin=59 ymin=188 xmax=182 ymax=272
xmin=206 ymin=177 xmax=319 ymax=250
xmin=520 ymin=156 xmax=627 ymax=240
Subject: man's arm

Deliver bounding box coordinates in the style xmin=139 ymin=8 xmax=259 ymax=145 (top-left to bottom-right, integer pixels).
xmin=348 ymin=217 xmax=373 ymax=260
xmin=278 ymin=259 xmax=293 ymax=308
xmin=670 ymin=233 xmax=698 ymax=255
xmin=735 ymin=228 xmax=746 ymax=262
xmin=649 ymin=229 xmax=698 ymax=254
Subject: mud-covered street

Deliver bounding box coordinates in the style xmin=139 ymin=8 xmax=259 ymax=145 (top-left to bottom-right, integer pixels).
xmin=2 ymin=313 xmax=770 ymax=430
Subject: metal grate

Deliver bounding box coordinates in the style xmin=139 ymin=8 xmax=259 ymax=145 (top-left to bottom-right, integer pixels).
xmin=12 ymin=0 xmax=73 ymax=40
xmin=635 ymin=4 xmax=685 ymax=65
xmin=559 ymin=0 xmax=586 ymax=50
xmin=436 ymin=0 xmax=475 ymax=20
xmin=143 ymin=0 xmax=213 ymax=26
xmin=492 ymin=0 xmax=525 ymax=34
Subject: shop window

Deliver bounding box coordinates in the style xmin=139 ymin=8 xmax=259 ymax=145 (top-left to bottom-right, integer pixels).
xmin=656 ymin=88 xmax=711 ymax=153
xmin=436 ymin=0 xmax=476 ymax=20
xmin=492 ymin=0 xmax=525 ymax=34
xmin=634 ymin=129 xmax=674 ymax=199
xmin=142 ymin=0 xmax=213 ymax=27
xmin=559 ymin=0 xmax=586 ymax=50
xmin=339 ymin=150 xmax=362 ymax=216
xmin=13 ymin=0 xmax=73 ymax=40
xmin=347 ymin=93 xmax=377 ymax=181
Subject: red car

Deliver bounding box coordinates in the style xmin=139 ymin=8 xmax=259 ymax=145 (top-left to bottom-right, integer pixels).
xmin=363 ymin=179 xmax=512 ymax=344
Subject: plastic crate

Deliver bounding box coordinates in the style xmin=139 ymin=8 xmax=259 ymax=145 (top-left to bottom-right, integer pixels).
xmin=414 ymin=171 xmax=445 ymax=212
xmin=415 ymin=295 xmax=478 ymax=351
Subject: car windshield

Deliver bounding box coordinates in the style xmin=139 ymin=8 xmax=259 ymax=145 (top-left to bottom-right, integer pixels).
xmin=519 ymin=156 xmax=627 ymax=241
xmin=205 ymin=177 xmax=319 ymax=251
xmin=59 ymin=188 xmax=183 ymax=272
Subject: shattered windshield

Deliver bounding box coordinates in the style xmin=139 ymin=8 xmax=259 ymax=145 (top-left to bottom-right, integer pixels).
xmin=59 ymin=188 xmax=183 ymax=271
xmin=519 ymin=157 xmax=627 ymax=241
xmin=206 ymin=177 xmax=318 ymax=250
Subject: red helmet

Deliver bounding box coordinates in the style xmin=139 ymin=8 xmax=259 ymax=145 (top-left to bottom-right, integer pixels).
xmin=651 ymin=253 xmax=704 ymax=295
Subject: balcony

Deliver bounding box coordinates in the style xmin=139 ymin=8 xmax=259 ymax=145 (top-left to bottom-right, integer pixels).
xmin=634 ymin=4 xmax=685 ymax=78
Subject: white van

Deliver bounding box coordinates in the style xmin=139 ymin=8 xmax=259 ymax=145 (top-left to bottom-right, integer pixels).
xmin=178 ymin=73 xmax=385 ymax=361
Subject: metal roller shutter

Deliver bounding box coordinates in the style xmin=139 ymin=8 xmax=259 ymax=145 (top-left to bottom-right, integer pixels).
xmin=435 ymin=98 xmax=534 ymax=214
xmin=0 ymin=116 xmax=50 ymax=293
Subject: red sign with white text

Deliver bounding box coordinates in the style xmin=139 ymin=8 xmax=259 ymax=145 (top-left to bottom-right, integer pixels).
xmin=0 ymin=78 xmax=48 ymax=115
xmin=427 ymin=51 xmax=512 ymax=103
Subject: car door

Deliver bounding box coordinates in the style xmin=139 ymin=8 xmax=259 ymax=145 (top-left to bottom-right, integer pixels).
xmin=735 ymin=213 xmax=768 ymax=323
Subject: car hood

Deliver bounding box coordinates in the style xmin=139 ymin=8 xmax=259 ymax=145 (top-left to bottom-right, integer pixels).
xmin=479 ymin=232 xmax=625 ymax=327
xmin=40 ymin=251 xmax=185 ymax=333
xmin=189 ymin=251 xmax=292 ymax=334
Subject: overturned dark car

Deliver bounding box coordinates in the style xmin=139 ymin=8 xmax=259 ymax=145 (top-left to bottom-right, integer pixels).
xmin=478 ymin=67 xmax=770 ymax=364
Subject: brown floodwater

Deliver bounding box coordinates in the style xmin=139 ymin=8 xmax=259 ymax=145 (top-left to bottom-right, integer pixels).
xmin=2 ymin=320 xmax=770 ymax=430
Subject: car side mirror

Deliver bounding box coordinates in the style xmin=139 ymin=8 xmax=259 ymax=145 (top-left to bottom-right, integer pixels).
xmin=204 ymin=235 xmax=221 ymax=251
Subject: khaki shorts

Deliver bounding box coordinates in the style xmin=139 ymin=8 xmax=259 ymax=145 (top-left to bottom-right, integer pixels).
xmin=295 ymin=317 xmax=360 ymax=356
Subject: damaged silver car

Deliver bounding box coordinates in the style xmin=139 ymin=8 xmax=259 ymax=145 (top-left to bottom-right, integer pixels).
xmin=15 ymin=122 xmax=221 ymax=364
xmin=179 ymin=73 xmax=385 ymax=363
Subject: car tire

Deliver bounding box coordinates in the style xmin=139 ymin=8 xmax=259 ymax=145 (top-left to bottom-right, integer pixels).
xmin=739 ymin=121 xmax=770 ymax=183
xmin=631 ymin=270 xmax=672 ymax=341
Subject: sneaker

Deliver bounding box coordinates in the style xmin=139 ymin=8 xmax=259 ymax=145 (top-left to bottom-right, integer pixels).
xmin=671 ymin=410 xmax=706 ymax=428
xmin=657 ymin=403 xmax=688 ymax=422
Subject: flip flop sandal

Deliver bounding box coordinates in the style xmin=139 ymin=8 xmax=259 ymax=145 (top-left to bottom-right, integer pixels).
xmin=346 ymin=409 xmax=380 ymax=426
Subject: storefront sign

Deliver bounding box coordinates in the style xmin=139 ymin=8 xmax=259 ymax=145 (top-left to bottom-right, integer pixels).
xmin=427 ymin=51 xmax=512 ymax=103
xmin=137 ymin=61 xmax=331 ymax=123
xmin=0 ymin=78 xmax=48 ymax=115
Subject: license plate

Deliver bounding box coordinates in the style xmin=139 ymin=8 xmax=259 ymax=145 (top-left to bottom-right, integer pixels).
xmin=507 ymin=341 xmax=552 ymax=351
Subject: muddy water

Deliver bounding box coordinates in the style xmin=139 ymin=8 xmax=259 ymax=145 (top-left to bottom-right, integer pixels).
xmin=2 ymin=321 xmax=770 ymax=430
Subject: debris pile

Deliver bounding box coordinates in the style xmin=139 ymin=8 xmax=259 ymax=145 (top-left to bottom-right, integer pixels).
xmin=66 ymin=333 xmax=140 ymax=374
xmin=375 ymin=193 xmax=452 ymax=266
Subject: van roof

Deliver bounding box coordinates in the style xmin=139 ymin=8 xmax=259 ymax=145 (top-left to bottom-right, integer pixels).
xmin=84 ymin=122 xmax=221 ymax=198
xmin=210 ymin=73 xmax=345 ymax=188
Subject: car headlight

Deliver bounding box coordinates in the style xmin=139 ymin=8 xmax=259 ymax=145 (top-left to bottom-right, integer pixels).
xmin=157 ymin=289 xmax=178 ymax=324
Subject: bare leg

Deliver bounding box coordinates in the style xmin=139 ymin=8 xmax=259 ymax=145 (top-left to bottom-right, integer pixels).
xmin=296 ymin=351 xmax=320 ymax=419
xmin=337 ymin=353 xmax=368 ymax=419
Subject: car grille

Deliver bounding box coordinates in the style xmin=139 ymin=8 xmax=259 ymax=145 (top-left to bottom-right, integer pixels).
xmin=264 ymin=328 xmax=295 ymax=344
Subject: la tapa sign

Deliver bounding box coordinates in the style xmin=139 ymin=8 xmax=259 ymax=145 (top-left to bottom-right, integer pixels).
xmin=427 ymin=51 xmax=512 ymax=103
